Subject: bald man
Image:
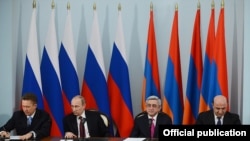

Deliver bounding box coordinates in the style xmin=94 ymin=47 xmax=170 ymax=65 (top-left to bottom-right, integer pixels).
xmin=196 ymin=95 xmax=241 ymax=125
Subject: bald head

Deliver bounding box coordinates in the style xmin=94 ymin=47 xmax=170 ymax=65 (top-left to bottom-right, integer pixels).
xmin=213 ymin=95 xmax=228 ymax=106
xmin=213 ymin=95 xmax=228 ymax=117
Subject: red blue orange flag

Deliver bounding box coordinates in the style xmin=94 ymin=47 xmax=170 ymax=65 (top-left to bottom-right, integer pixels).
xmin=22 ymin=5 xmax=44 ymax=109
xmin=183 ymin=3 xmax=203 ymax=124
xmin=41 ymin=5 xmax=64 ymax=137
xmin=107 ymin=6 xmax=134 ymax=137
xmin=162 ymin=5 xmax=184 ymax=124
xmin=81 ymin=7 xmax=113 ymax=135
xmin=200 ymin=1 xmax=215 ymax=112
xmin=59 ymin=6 xmax=79 ymax=115
xmin=141 ymin=4 xmax=161 ymax=111
xmin=213 ymin=1 xmax=229 ymax=106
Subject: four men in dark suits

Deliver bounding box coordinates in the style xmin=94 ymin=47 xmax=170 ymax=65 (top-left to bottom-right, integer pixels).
xmin=63 ymin=95 xmax=110 ymax=138
xmin=0 ymin=93 xmax=242 ymax=139
xmin=196 ymin=95 xmax=241 ymax=125
xmin=0 ymin=93 xmax=52 ymax=140
xmin=130 ymin=95 xmax=172 ymax=138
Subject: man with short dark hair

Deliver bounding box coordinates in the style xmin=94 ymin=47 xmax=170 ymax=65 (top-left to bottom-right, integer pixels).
xmin=63 ymin=95 xmax=110 ymax=138
xmin=130 ymin=95 xmax=172 ymax=138
xmin=0 ymin=93 xmax=52 ymax=140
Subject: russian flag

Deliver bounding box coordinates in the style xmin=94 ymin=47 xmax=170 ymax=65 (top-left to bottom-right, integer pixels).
xmin=59 ymin=7 xmax=79 ymax=115
xmin=81 ymin=8 xmax=113 ymax=134
xmin=183 ymin=5 xmax=203 ymax=124
xmin=107 ymin=8 xmax=134 ymax=137
xmin=200 ymin=2 xmax=215 ymax=112
xmin=41 ymin=7 xmax=64 ymax=137
xmin=162 ymin=6 xmax=184 ymax=124
xmin=22 ymin=6 xmax=44 ymax=109
xmin=141 ymin=6 xmax=161 ymax=111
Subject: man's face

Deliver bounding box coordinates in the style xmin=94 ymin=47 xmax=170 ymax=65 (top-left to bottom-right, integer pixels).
xmin=22 ymin=100 xmax=37 ymax=116
xmin=213 ymin=102 xmax=227 ymax=117
xmin=146 ymin=99 xmax=161 ymax=117
xmin=71 ymin=98 xmax=85 ymax=116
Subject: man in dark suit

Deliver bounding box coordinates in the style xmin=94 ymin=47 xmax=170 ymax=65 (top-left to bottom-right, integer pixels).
xmin=0 ymin=93 xmax=52 ymax=140
xmin=63 ymin=95 xmax=110 ymax=138
xmin=130 ymin=95 xmax=172 ymax=138
xmin=196 ymin=95 xmax=241 ymax=125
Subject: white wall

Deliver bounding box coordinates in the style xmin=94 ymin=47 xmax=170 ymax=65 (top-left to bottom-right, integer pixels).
xmin=0 ymin=0 xmax=248 ymax=125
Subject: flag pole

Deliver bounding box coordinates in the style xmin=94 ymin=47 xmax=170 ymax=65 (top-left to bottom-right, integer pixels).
xmin=212 ymin=0 xmax=215 ymax=9
xmin=93 ymin=3 xmax=96 ymax=11
xmin=118 ymin=3 xmax=121 ymax=11
xmin=33 ymin=0 xmax=36 ymax=9
xmin=150 ymin=2 xmax=153 ymax=11
xmin=67 ymin=1 xmax=70 ymax=10
xmin=51 ymin=0 xmax=55 ymax=9
xmin=221 ymin=0 xmax=224 ymax=8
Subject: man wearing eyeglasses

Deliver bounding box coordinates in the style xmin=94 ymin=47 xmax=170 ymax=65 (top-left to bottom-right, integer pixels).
xmin=130 ymin=95 xmax=172 ymax=138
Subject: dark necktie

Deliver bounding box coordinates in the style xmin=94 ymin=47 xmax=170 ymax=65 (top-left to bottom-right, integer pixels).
xmin=150 ymin=118 xmax=155 ymax=138
xmin=217 ymin=117 xmax=221 ymax=125
xmin=79 ymin=116 xmax=85 ymax=138
xmin=27 ymin=116 xmax=32 ymax=126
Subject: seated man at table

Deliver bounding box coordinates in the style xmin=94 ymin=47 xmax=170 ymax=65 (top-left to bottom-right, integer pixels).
xmin=0 ymin=93 xmax=52 ymax=140
xmin=196 ymin=95 xmax=241 ymax=125
xmin=130 ymin=95 xmax=172 ymax=138
xmin=63 ymin=95 xmax=110 ymax=138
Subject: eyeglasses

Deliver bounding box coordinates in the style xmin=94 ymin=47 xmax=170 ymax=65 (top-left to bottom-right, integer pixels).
xmin=146 ymin=104 xmax=158 ymax=108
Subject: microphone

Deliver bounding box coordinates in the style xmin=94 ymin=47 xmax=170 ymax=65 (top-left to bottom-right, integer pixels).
xmin=148 ymin=118 xmax=152 ymax=127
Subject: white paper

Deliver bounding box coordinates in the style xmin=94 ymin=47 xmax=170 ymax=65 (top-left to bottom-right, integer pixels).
xmin=9 ymin=136 xmax=20 ymax=140
xmin=123 ymin=138 xmax=146 ymax=141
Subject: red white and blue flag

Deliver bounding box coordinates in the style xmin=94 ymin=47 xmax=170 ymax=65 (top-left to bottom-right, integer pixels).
xmin=22 ymin=6 xmax=44 ymax=109
xmin=81 ymin=9 xmax=112 ymax=133
xmin=107 ymin=9 xmax=134 ymax=137
xmin=59 ymin=7 xmax=79 ymax=115
xmin=162 ymin=7 xmax=184 ymax=124
xmin=183 ymin=6 xmax=203 ymax=124
xmin=141 ymin=8 xmax=161 ymax=111
xmin=41 ymin=8 xmax=64 ymax=137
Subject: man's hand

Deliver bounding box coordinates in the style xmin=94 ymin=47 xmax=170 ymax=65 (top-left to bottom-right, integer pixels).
xmin=64 ymin=132 xmax=77 ymax=138
xmin=19 ymin=132 xmax=33 ymax=140
xmin=0 ymin=131 xmax=10 ymax=138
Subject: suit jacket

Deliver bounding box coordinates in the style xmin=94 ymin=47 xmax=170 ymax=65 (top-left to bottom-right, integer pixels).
xmin=63 ymin=110 xmax=110 ymax=137
xmin=130 ymin=112 xmax=172 ymax=138
xmin=0 ymin=109 xmax=52 ymax=139
xmin=195 ymin=110 xmax=241 ymax=125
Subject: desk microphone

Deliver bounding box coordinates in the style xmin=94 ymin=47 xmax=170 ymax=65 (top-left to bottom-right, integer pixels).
xmin=148 ymin=118 xmax=152 ymax=127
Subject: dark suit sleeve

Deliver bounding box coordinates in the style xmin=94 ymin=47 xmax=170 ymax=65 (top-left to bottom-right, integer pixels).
xmin=32 ymin=110 xmax=52 ymax=139
xmin=0 ymin=112 xmax=17 ymax=132
xmin=130 ymin=117 xmax=141 ymax=137
xmin=224 ymin=112 xmax=241 ymax=125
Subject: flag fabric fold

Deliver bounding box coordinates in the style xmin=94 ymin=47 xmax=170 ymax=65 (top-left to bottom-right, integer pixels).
xmin=141 ymin=9 xmax=161 ymax=111
xmin=107 ymin=10 xmax=134 ymax=137
xmin=40 ymin=8 xmax=64 ymax=137
xmin=183 ymin=7 xmax=203 ymax=124
xmin=200 ymin=4 xmax=215 ymax=112
xmin=162 ymin=8 xmax=184 ymax=124
xmin=81 ymin=9 xmax=113 ymax=135
xmin=59 ymin=8 xmax=79 ymax=115
xmin=22 ymin=7 xmax=44 ymax=109
xmin=213 ymin=4 xmax=229 ymax=106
